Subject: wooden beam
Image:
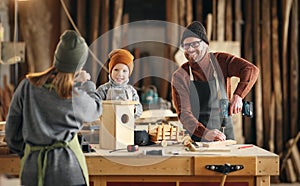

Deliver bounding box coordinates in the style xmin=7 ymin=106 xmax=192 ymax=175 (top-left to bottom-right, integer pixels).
xmin=271 ymin=0 xmax=283 ymax=154
xmin=217 ymin=0 xmax=225 ymax=41
xmin=243 ymin=0 xmax=254 ymax=144
xmin=195 ymin=0 xmax=203 ymax=22
xmin=225 ymin=0 xmax=232 ymax=40
xmin=112 ymin=0 xmax=124 ymax=49
xmin=281 ymin=0 xmax=293 ymax=142
xmin=76 ymin=0 xmax=87 ymax=38
xmin=234 ymin=0 xmax=242 ymax=42
xmin=253 ymin=0 xmax=263 ymax=147
xmin=289 ymin=0 xmax=298 ymax=138
xmin=212 ymin=0 xmax=217 ymax=40
xmin=186 ymin=0 xmax=193 ymax=24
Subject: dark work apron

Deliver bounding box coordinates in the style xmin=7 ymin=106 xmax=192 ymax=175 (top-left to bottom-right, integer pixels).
xmin=189 ymin=54 xmax=234 ymax=142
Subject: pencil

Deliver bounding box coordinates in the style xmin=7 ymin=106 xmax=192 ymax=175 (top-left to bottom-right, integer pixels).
xmin=238 ymin=145 xmax=253 ymax=149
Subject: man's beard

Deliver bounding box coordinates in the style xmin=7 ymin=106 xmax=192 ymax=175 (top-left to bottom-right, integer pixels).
xmin=185 ymin=49 xmax=207 ymax=63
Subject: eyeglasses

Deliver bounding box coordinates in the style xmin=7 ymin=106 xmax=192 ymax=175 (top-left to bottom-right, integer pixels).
xmin=182 ymin=40 xmax=202 ymax=50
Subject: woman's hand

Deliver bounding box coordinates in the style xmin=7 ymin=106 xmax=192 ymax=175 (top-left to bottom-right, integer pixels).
xmin=74 ymin=70 xmax=91 ymax=82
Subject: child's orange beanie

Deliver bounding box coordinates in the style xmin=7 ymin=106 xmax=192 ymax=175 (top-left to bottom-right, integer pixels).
xmin=108 ymin=49 xmax=134 ymax=75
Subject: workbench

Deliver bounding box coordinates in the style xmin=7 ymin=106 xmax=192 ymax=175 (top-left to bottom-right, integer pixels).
xmin=0 ymin=144 xmax=279 ymax=186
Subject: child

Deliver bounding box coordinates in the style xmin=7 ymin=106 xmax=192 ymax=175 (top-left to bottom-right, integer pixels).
xmin=97 ymin=49 xmax=143 ymax=118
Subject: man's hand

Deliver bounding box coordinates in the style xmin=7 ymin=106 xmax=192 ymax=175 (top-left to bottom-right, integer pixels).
xmin=229 ymin=94 xmax=243 ymax=115
xmin=204 ymin=129 xmax=226 ymax=141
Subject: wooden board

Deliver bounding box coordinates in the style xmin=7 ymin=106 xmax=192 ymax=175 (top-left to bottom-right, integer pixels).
xmin=200 ymin=140 xmax=237 ymax=148
xmin=271 ymin=0 xmax=283 ymax=154
xmin=288 ymin=139 xmax=300 ymax=181
xmin=286 ymin=158 xmax=297 ymax=182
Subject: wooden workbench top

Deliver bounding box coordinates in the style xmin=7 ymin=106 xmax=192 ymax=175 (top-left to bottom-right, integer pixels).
xmin=0 ymin=144 xmax=279 ymax=177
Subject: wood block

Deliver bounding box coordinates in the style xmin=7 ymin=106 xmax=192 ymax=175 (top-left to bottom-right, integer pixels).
xmin=200 ymin=140 xmax=237 ymax=148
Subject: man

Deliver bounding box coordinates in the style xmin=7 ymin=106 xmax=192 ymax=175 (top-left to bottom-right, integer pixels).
xmin=171 ymin=21 xmax=259 ymax=142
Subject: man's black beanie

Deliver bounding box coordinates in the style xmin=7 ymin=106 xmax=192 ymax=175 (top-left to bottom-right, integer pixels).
xmin=181 ymin=21 xmax=209 ymax=45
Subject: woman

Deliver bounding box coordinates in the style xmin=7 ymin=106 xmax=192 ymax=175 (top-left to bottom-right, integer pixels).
xmin=5 ymin=30 xmax=102 ymax=186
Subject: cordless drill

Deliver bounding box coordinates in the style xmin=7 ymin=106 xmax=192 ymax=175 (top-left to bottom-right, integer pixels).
xmin=219 ymin=99 xmax=229 ymax=133
xmin=219 ymin=99 xmax=254 ymax=133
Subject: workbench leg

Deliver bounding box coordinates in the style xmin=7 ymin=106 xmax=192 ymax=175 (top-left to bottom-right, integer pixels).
xmin=256 ymin=176 xmax=270 ymax=186
xmin=89 ymin=176 xmax=106 ymax=186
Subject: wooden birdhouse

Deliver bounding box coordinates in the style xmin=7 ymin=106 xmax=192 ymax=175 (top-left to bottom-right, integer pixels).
xmin=99 ymin=100 xmax=137 ymax=150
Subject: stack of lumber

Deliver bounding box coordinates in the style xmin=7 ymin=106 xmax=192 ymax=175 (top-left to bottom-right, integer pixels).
xmin=148 ymin=123 xmax=182 ymax=143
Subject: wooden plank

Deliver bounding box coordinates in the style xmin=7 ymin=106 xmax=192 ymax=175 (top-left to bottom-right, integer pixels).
xmin=288 ymin=139 xmax=300 ymax=181
xmin=217 ymin=0 xmax=225 ymax=41
xmin=76 ymin=0 xmax=87 ymax=37
xmin=280 ymin=132 xmax=300 ymax=174
xmin=178 ymin=0 xmax=185 ymax=26
xmin=286 ymin=158 xmax=297 ymax=182
xmin=86 ymin=156 xmax=192 ymax=175
xmin=289 ymin=0 xmax=298 ymax=138
xmin=121 ymin=13 xmax=129 ymax=48
xmin=281 ymin=0 xmax=293 ymax=141
xmin=212 ymin=0 xmax=217 ymax=40
xmin=269 ymin=94 xmax=275 ymax=153
xmin=195 ymin=0 xmax=203 ymax=22
xmin=112 ymin=0 xmax=124 ymax=49
xmin=200 ymin=140 xmax=237 ymax=147
xmin=253 ymin=0 xmax=263 ymax=147
xmin=243 ymin=0 xmax=254 ymax=144
xmin=186 ymin=0 xmax=193 ymax=24
xmin=89 ymin=0 xmax=101 ymax=82
xmin=234 ymin=0 xmax=242 ymax=42
xmin=261 ymin=0 xmax=272 ymax=150
xmin=225 ymin=0 xmax=232 ymax=40
xmin=206 ymin=14 xmax=213 ymax=41
xmin=271 ymin=0 xmax=283 ymax=154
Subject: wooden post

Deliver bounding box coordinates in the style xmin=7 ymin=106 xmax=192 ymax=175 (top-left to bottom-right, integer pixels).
xmin=234 ymin=0 xmax=242 ymax=42
xmin=243 ymin=0 xmax=255 ymax=143
xmin=112 ymin=0 xmax=124 ymax=49
xmin=281 ymin=0 xmax=293 ymax=142
xmin=76 ymin=0 xmax=87 ymax=37
xmin=261 ymin=0 xmax=272 ymax=150
xmin=253 ymin=0 xmax=263 ymax=147
xmin=289 ymin=0 xmax=298 ymax=138
xmin=225 ymin=0 xmax=232 ymax=40
xmin=271 ymin=0 xmax=283 ymax=153
xmin=195 ymin=0 xmax=203 ymax=22
xmin=217 ymin=0 xmax=225 ymax=41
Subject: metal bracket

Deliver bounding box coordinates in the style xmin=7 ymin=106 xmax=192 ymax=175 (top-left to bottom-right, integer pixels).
xmin=205 ymin=163 xmax=244 ymax=175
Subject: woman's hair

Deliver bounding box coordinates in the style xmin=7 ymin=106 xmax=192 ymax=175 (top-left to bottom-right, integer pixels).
xmin=26 ymin=66 xmax=75 ymax=98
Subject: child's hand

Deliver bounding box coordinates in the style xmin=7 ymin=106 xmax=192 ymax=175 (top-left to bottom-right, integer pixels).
xmin=74 ymin=70 xmax=91 ymax=82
